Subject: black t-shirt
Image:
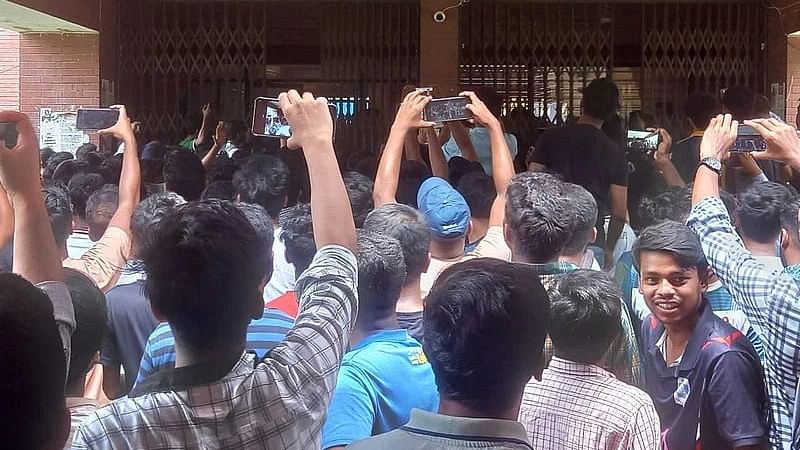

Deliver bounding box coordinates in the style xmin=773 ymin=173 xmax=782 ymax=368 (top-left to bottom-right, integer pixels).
xmin=532 ymin=124 xmax=628 ymax=211
xmin=671 ymin=135 xmax=702 ymax=184
xmin=397 ymin=310 xmax=424 ymax=343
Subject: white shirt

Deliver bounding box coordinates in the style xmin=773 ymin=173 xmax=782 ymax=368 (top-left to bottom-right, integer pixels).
xmin=442 ymin=128 xmax=518 ymax=176
xmin=263 ymin=227 xmax=296 ymax=302
xmin=66 ymin=230 xmax=93 ymax=260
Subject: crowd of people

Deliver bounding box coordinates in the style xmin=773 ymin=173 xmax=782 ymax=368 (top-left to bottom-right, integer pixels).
xmin=1 ymin=78 xmax=800 ymax=450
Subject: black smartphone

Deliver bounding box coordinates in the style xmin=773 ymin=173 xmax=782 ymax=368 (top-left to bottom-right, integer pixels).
xmin=731 ymin=125 xmax=768 ymax=153
xmin=251 ymin=97 xmax=338 ymax=140
xmin=76 ymin=108 xmax=120 ymax=131
xmin=0 ymin=122 xmax=17 ymax=148
xmin=423 ymin=96 xmax=473 ymax=123
xmin=626 ymin=130 xmax=660 ymax=152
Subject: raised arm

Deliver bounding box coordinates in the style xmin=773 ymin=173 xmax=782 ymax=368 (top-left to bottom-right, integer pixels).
xmin=373 ymin=91 xmax=433 ymax=206
xmin=449 ymin=120 xmax=479 ymax=162
xmin=281 ymin=90 xmax=357 ymax=252
xmin=426 ymin=127 xmax=449 ymax=179
xmin=194 ymin=103 xmax=212 ymax=148
xmin=100 ymin=106 xmax=140 ymax=234
xmin=652 ymin=128 xmax=686 ymax=187
xmin=0 ymin=182 xmax=11 ymax=251
xmin=462 ymin=91 xmax=514 ymax=226
xmin=403 ymin=129 xmax=423 ymax=163
xmin=201 ymin=121 xmax=226 ymax=169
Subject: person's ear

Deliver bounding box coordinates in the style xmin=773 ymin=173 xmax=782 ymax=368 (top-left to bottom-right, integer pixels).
xmin=591 ymin=227 xmax=597 ymax=244
xmin=236 ymin=193 xmax=241 ymax=203
xmin=503 ymin=223 xmax=513 ymax=248
xmin=422 ymin=253 xmax=431 ymax=273
xmin=780 ymin=228 xmax=792 ymax=251
xmin=700 ymin=269 xmax=710 ymax=293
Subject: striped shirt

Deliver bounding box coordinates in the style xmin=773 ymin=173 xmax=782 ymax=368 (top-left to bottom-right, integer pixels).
xmin=135 ymin=307 xmax=295 ymax=385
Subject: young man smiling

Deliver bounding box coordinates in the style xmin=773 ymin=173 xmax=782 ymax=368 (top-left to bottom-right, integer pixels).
xmin=634 ymin=220 xmax=768 ymax=450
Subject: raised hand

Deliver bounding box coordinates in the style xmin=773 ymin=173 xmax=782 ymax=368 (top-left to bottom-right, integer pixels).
xmin=392 ymin=91 xmax=435 ymax=132
xmin=0 ymin=111 xmax=42 ymax=198
xmin=278 ymin=90 xmax=334 ymax=150
xmin=700 ymin=114 xmax=738 ymax=161
xmin=460 ymin=91 xmax=501 ymax=130
xmin=745 ymin=118 xmax=800 ymax=168
xmin=98 ymin=105 xmax=135 ymax=141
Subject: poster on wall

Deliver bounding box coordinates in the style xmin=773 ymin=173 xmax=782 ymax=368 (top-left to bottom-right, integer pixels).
xmin=38 ymin=108 xmax=89 ymax=154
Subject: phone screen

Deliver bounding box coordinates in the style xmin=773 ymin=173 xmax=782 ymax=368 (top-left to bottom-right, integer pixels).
xmin=0 ymin=123 xmax=17 ymax=148
xmin=731 ymin=125 xmax=768 ymax=153
xmin=626 ymin=130 xmax=660 ymax=151
xmin=76 ymin=108 xmax=120 ymax=131
xmin=423 ymin=97 xmax=473 ymax=123
xmin=251 ymin=97 xmax=338 ymax=140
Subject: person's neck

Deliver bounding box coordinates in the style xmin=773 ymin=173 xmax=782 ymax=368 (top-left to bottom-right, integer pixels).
xmin=742 ymin=236 xmax=778 ymax=258
xmin=430 ymin=238 xmax=465 ymax=260
xmin=468 ymin=218 xmax=489 ymax=245
xmin=437 ymin=397 xmax=522 ymax=421
xmin=174 ymin=335 xmax=247 ymax=368
xmin=350 ymin=313 xmax=400 ymax=348
xmin=782 ymin=245 xmax=800 ymax=267
xmin=396 ymin=278 xmax=423 ymax=313
xmin=73 ymin=217 xmax=89 ymax=232
xmin=558 ymin=252 xmax=583 ymax=267
xmin=577 ymin=115 xmax=604 ymax=129
xmin=511 ymin=250 xmax=558 ymax=265
xmin=663 ymin=307 xmax=700 ymax=355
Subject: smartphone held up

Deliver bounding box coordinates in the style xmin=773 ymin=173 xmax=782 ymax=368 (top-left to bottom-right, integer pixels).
xmin=75 ymin=108 xmax=120 ymax=131
xmin=422 ymin=96 xmax=473 ymax=123
xmin=626 ymin=130 xmax=660 ymax=152
xmin=251 ymin=97 xmax=338 ymax=140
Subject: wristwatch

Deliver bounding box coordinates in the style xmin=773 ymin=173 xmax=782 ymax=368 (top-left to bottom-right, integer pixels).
xmin=699 ymin=157 xmax=722 ymax=175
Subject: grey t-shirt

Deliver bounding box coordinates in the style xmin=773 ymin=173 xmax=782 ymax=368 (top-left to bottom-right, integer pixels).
xmin=397 ymin=310 xmax=424 ymax=343
xmin=100 ymin=277 xmax=159 ymax=393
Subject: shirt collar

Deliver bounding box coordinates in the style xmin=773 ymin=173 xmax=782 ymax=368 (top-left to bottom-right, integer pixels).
xmin=647 ymin=299 xmax=716 ymax=371
xmin=116 ymin=260 xmax=147 ymax=286
xmin=130 ymin=351 xmax=254 ymax=398
xmin=546 ymin=356 xmax=612 ymax=378
xmin=520 ymin=261 xmax=578 ymax=277
xmin=352 ymin=328 xmax=411 ymax=351
xmin=403 ymin=409 xmax=531 ymax=445
xmin=784 ymin=264 xmax=800 ymax=280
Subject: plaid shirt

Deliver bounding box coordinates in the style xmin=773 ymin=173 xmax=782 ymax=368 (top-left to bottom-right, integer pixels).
xmin=519 ymin=357 xmax=660 ymax=450
xmin=535 ymin=262 xmax=642 ymax=387
xmin=72 ymin=245 xmax=358 ymax=449
xmin=689 ymin=197 xmax=800 ymax=450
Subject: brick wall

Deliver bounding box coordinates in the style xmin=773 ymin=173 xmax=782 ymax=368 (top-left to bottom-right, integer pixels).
xmin=18 ymin=33 xmax=99 ymax=134
xmin=0 ymin=29 xmax=20 ymax=111
xmin=787 ymin=36 xmax=800 ymax=127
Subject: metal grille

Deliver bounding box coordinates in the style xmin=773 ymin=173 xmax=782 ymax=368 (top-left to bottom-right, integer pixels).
xmin=459 ymin=2 xmax=614 ymax=125
xmin=117 ymin=1 xmax=419 ymax=148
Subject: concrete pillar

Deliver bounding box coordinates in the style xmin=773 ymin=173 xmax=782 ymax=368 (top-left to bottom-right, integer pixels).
xmin=419 ymin=0 xmax=460 ymax=95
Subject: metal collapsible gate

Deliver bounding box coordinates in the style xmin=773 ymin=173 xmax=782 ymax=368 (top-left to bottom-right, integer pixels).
xmin=117 ymin=1 xmax=420 ymax=150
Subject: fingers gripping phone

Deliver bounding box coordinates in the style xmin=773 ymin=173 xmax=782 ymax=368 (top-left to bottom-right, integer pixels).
xmin=731 ymin=125 xmax=768 ymax=153
xmin=423 ymin=96 xmax=473 ymax=123
xmin=0 ymin=123 xmax=17 ymax=148
xmin=626 ymin=130 xmax=660 ymax=152
xmin=251 ymin=97 xmax=338 ymax=140
xmin=76 ymin=108 xmax=120 ymax=131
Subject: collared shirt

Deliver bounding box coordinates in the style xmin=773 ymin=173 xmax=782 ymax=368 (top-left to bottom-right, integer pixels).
xmin=322 ymin=329 xmax=439 ymax=448
xmin=73 ymin=245 xmax=358 ymax=449
xmin=264 ymin=227 xmax=296 ymax=302
xmin=689 ymin=196 xmax=800 ymax=450
xmin=63 ymin=226 xmax=131 ymax=292
xmin=66 ymin=229 xmax=93 ymax=260
xmin=519 ymin=357 xmax=660 ymax=450
xmin=135 ymin=307 xmax=295 ymax=385
xmin=348 ymin=409 xmax=533 ymax=449
xmin=641 ymin=299 xmax=769 ymax=450
xmin=535 ymin=261 xmax=642 ymax=387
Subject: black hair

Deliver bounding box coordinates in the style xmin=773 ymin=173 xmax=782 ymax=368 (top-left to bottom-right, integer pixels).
xmin=685 ymin=93 xmax=719 ymax=129
xmin=562 ymin=183 xmax=598 ymax=256
xmin=99 ymin=154 xmax=123 ymax=186
xmin=781 ymin=199 xmax=800 ymax=242
xmin=425 ymin=258 xmax=550 ymax=416
xmin=548 ymin=270 xmax=622 ymax=364
xmin=473 ymin=86 xmax=503 ymax=117
xmin=397 ymin=160 xmax=432 ymax=208
xmin=357 ymin=231 xmax=406 ymax=319
xmin=163 ymin=150 xmax=206 ymax=202
xmin=86 ymin=185 xmax=119 ymax=237
xmin=364 ymin=203 xmax=431 ymax=281
xmin=448 ymin=156 xmax=484 ymax=187
xmin=235 ymin=202 xmax=275 ymax=257
xmin=0 ymin=273 xmax=66 ymax=449
xmin=737 ymin=181 xmax=794 ymax=244
xmin=75 ymin=143 xmax=100 ymax=167
xmin=141 ymin=200 xmax=269 ymax=351
xmin=52 ymin=160 xmax=89 ymax=186
xmin=633 ymin=221 xmax=709 ymax=279
xmin=722 ymin=85 xmax=756 ymax=121
xmin=40 ymin=147 xmax=55 ymax=167
xmin=42 ymin=181 xmax=73 ymax=247
xmin=42 ymin=152 xmax=73 ymax=180
xmin=202 ymin=180 xmax=236 ymax=201
xmin=64 ymin=268 xmax=107 ymax=386
xmin=232 ymin=155 xmax=289 ymax=220
xmin=343 ymin=171 xmax=375 ymax=228
xmin=505 ymin=172 xmax=574 ymax=262
xmin=581 ymin=78 xmax=620 ymax=122
xmin=224 ymin=120 xmax=249 ymax=145
xmin=131 ymin=192 xmax=186 ymax=247
xmin=68 ymin=173 xmax=105 ymax=220
xmin=457 ymin=172 xmax=495 ymax=220
xmin=205 ymin=156 xmax=239 ymax=184
xmin=720 ymin=189 xmax=739 ymax=222
xmin=636 ymin=186 xmax=692 ymax=230
xmin=280 ymin=204 xmax=316 ymax=277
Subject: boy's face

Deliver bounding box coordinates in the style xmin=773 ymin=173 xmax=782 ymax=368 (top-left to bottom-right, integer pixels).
xmin=638 ymin=250 xmax=706 ymax=327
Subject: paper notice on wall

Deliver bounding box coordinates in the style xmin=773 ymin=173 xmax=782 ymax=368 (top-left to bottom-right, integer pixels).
xmin=38 ymin=108 xmax=89 ymax=154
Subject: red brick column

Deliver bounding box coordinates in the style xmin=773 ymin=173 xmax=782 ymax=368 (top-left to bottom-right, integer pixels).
xmin=0 ymin=29 xmax=20 ymax=111
xmin=18 ymin=33 xmax=99 ymax=135
xmin=787 ymin=36 xmax=800 ymax=128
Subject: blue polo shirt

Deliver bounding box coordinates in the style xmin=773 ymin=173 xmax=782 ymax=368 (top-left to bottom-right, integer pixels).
xmin=641 ymin=300 xmax=769 ymax=449
xmin=322 ymin=328 xmax=439 ymax=449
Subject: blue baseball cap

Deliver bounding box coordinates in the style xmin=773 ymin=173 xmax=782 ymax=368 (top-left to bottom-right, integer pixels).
xmin=417 ymin=177 xmax=471 ymax=239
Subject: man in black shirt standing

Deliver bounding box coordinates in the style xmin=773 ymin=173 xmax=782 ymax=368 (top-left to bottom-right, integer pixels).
xmin=529 ymin=78 xmax=628 ymax=269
